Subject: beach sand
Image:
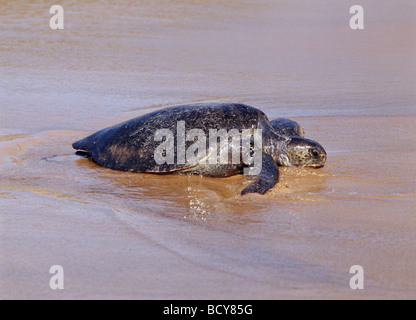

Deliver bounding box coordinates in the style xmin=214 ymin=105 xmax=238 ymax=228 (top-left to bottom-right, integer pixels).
xmin=1 ymin=0 xmax=415 ymax=299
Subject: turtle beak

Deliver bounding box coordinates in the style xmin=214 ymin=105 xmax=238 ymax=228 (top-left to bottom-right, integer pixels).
xmin=314 ymin=152 xmax=327 ymax=168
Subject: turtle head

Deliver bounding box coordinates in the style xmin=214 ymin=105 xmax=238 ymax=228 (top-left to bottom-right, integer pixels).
xmin=281 ymin=137 xmax=327 ymax=167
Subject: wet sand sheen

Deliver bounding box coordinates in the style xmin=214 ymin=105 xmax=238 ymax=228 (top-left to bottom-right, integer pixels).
xmin=1 ymin=0 xmax=416 ymax=299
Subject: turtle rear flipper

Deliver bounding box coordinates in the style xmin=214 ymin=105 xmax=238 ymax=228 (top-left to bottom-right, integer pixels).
xmin=72 ymin=135 xmax=96 ymax=151
xmin=73 ymin=133 xmax=101 ymax=159
xmin=73 ymin=137 xmax=94 ymax=158
xmin=241 ymin=153 xmax=279 ymax=195
xmin=75 ymin=150 xmax=91 ymax=158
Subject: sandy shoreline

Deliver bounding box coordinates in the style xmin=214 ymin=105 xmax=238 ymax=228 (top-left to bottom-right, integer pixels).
xmin=1 ymin=0 xmax=416 ymax=299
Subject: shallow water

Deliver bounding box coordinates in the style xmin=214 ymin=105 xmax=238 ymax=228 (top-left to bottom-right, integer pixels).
xmin=1 ymin=0 xmax=416 ymax=299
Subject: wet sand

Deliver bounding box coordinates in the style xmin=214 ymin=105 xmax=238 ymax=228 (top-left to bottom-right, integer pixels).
xmin=1 ymin=0 xmax=416 ymax=299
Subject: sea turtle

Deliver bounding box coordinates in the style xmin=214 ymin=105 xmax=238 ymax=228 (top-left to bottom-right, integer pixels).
xmin=73 ymin=103 xmax=326 ymax=195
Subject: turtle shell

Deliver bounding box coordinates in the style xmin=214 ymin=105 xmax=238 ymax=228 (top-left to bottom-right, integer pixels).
xmin=72 ymin=103 xmax=273 ymax=174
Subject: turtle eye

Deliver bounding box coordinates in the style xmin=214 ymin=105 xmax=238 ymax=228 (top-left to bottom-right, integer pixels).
xmin=310 ymin=148 xmax=319 ymax=157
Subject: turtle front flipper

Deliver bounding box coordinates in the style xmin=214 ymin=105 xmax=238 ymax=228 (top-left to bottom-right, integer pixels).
xmin=241 ymin=153 xmax=279 ymax=196
xmin=269 ymin=118 xmax=305 ymax=138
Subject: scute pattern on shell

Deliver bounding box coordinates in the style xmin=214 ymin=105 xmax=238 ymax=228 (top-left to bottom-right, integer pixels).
xmin=72 ymin=103 xmax=280 ymax=176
